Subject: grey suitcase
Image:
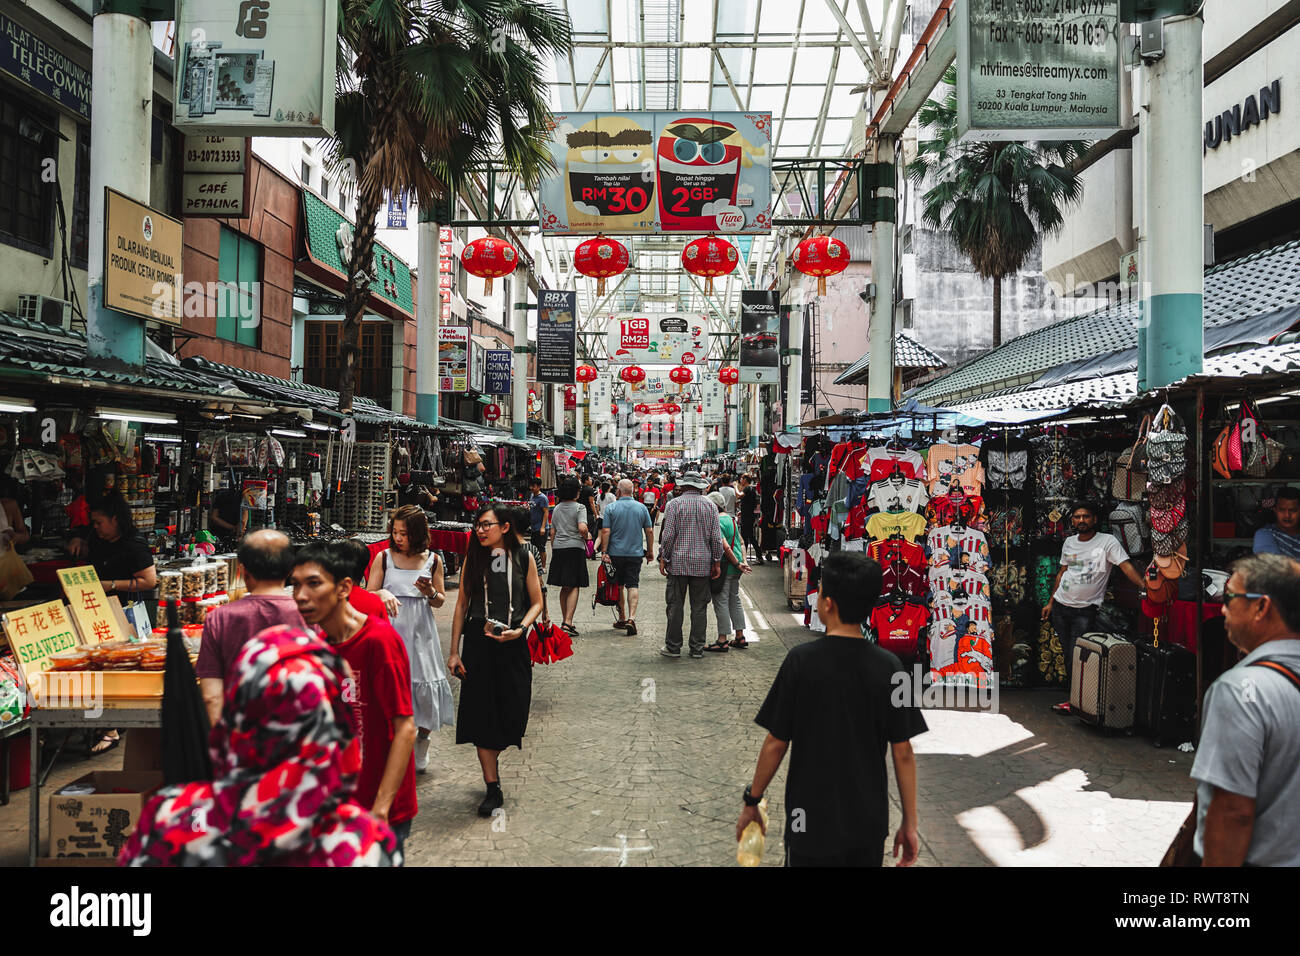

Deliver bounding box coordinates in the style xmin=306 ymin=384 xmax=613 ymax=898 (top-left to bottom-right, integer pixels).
xmin=1070 ymin=633 xmax=1137 ymax=731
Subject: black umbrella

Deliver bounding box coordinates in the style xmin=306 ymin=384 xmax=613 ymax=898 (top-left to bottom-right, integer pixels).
xmin=161 ymin=600 xmax=213 ymax=785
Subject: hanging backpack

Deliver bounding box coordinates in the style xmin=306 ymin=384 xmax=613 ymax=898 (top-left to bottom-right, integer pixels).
xmin=1145 ymin=404 xmax=1188 ymax=485
xmin=592 ymin=557 xmax=621 ymax=608
xmin=1108 ymin=503 xmax=1148 ymax=555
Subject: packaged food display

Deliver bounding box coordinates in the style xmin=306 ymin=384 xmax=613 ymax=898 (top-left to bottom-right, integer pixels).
xmin=202 ymin=563 xmax=219 ymax=597
xmin=182 ymin=567 xmax=205 ymax=598
xmin=139 ymin=642 xmax=168 ymax=671
xmin=158 ymin=570 xmax=182 ymax=600
xmin=196 ymin=598 xmax=222 ymax=624
xmin=213 ymin=562 xmax=229 ymax=592
xmin=48 ymin=648 xmax=91 ymax=671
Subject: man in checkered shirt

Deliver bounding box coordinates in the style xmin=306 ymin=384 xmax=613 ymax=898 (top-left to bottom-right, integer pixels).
xmin=658 ymin=472 xmax=725 ymax=659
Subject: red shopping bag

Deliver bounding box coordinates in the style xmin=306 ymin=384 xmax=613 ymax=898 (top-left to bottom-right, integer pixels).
xmin=528 ymin=621 xmax=553 ymax=665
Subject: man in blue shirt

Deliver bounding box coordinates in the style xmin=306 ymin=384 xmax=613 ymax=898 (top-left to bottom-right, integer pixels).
xmin=1253 ymin=487 xmax=1300 ymax=559
xmin=528 ymin=479 xmax=550 ymax=571
xmin=598 ymin=479 xmax=655 ymax=636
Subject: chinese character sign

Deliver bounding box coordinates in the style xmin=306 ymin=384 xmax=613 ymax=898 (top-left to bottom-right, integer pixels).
xmin=174 ymin=0 xmax=339 ymax=137
xmin=57 ymin=567 xmax=126 ymax=648
xmin=2 ymin=600 xmax=78 ymax=693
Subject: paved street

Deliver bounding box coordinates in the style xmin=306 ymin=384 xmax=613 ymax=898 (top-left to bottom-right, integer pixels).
xmin=0 ymin=555 xmax=1197 ymax=867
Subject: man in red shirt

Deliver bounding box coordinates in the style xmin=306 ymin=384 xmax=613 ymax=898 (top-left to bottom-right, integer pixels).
xmin=290 ymin=541 xmax=417 ymax=860
xmin=341 ymin=538 xmax=390 ymax=621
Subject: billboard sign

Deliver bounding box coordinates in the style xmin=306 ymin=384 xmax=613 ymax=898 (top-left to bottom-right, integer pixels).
xmin=536 ymin=290 xmax=578 ymax=384
xmin=485 ymin=349 xmax=512 ymax=395
xmin=539 ymin=111 xmax=772 ymax=234
xmin=702 ymin=377 xmax=725 ymax=426
xmin=437 ymin=326 xmax=469 ymax=393
xmin=604 ymin=314 xmax=710 ymax=365
xmin=588 ymin=373 xmax=612 ymax=424
xmin=103 ymin=188 xmax=183 ymax=325
xmin=956 ymin=0 xmax=1122 ymax=140
xmin=174 ymin=0 xmax=338 ymax=137
xmin=739 ymin=291 xmax=780 ymax=384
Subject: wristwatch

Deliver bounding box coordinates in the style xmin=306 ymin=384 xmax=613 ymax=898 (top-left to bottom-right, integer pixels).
xmin=743 ymin=784 xmax=763 ymax=807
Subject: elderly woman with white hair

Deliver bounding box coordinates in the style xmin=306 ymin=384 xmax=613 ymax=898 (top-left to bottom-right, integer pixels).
xmin=705 ymin=490 xmax=752 ymax=652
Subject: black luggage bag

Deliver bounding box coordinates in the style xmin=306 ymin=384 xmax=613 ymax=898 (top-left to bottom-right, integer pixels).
xmin=1135 ymin=639 xmax=1197 ymax=747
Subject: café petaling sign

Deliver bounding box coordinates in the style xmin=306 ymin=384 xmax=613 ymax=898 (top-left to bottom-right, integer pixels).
xmin=181 ymin=135 xmax=250 ymax=216
xmin=1204 ymin=79 xmax=1281 ymax=151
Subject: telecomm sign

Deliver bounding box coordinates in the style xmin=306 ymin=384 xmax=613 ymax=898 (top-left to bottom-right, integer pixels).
xmin=956 ymin=0 xmax=1123 ymax=141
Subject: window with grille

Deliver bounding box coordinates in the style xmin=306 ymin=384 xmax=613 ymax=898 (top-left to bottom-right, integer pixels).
xmin=0 ymin=96 xmax=56 ymax=255
xmin=216 ymin=225 xmax=261 ymax=347
xmin=303 ymin=320 xmax=394 ymax=408
xmin=71 ymin=123 xmax=90 ymax=269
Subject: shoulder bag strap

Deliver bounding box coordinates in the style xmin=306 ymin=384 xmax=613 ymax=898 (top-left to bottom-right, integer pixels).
xmin=1248 ymin=659 xmax=1300 ymax=693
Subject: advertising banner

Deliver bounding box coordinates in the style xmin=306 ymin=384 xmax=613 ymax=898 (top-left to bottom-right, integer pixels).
xmin=485 ymin=349 xmax=512 ymax=395
xmin=437 ymin=326 xmax=469 ymax=393
xmin=956 ymin=0 xmax=1122 ymax=141
xmin=588 ymin=374 xmax=612 ymax=424
xmin=739 ymin=290 xmax=780 ymax=384
xmin=604 ymin=314 xmax=709 ymax=365
xmin=174 ymin=0 xmax=338 ymax=137
xmin=104 ymin=188 xmax=183 ymax=325
xmin=536 ymin=290 xmax=578 ymax=384
xmin=629 ymin=371 xmax=689 ymax=396
xmin=539 ymin=111 xmax=772 ymax=234
xmin=702 ymin=377 xmax=726 ymax=425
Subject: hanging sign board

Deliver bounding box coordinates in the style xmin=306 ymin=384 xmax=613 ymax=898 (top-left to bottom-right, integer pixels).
xmin=174 ymin=0 xmax=338 ymax=137
xmin=539 ymin=111 xmax=772 ymax=234
xmin=438 ymin=326 xmax=469 ymax=393
xmin=484 ymin=349 xmax=513 ymax=395
xmin=181 ymin=135 xmax=250 ymax=217
xmin=739 ymin=291 xmax=780 ymax=384
xmin=388 ymin=193 xmax=408 ymax=229
xmin=702 ymin=377 xmax=726 ymax=425
xmin=604 ymin=314 xmax=709 ymax=365
xmin=536 ymin=290 xmax=578 ymax=384
xmin=587 ymin=373 xmax=612 ymax=424
xmin=956 ymin=0 xmax=1123 ymax=141
xmin=103 ymin=188 xmax=183 ymax=326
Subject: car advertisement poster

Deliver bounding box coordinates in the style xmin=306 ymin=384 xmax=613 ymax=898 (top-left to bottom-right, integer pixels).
xmin=437 ymin=326 xmax=469 ymax=393
xmin=604 ymin=314 xmax=710 ymax=365
xmin=536 ymin=290 xmax=578 ymax=384
xmin=538 ymin=112 xmax=772 ymax=235
xmin=739 ymin=290 xmax=780 ymax=384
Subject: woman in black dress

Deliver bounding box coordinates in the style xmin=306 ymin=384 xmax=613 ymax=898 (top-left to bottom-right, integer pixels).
xmin=448 ymin=506 xmax=543 ymax=817
xmin=738 ymin=476 xmax=760 ymax=564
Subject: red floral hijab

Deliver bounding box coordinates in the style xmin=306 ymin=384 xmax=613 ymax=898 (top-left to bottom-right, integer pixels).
xmin=120 ymin=626 xmax=397 ymax=867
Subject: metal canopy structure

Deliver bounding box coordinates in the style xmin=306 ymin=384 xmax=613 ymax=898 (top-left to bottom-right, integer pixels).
xmin=437 ymin=0 xmax=929 ymax=367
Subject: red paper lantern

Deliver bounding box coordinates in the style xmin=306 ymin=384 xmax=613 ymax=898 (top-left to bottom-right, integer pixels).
xmin=718 ymin=366 xmax=740 ymax=386
xmin=792 ymin=235 xmax=850 ymax=296
xmin=611 ymin=403 xmax=620 ymax=415
xmin=635 ymin=403 xmax=649 ymax=415
xmin=576 ymin=364 xmax=598 ymax=383
xmin=483 ymin=403 xmax=501 ymax=423
xmin=681 ymin=234 xmax=738 ymax=294
xmin=620 ymin=365 xmax=646 ymax=384
xmin=665 ymin=403 xmax=681 ymax=415
xmin=573 ymin=235 xmax=629 ymax=297
xmin=669 ymin=366 xmax=692 ymax=385
xmin=668 ymin=422 xmax=676 ymax=433
xmin=461 ymin=236 xmax=517 ymax=295
xmin=697 ymin=404 xmax=703 ymax=413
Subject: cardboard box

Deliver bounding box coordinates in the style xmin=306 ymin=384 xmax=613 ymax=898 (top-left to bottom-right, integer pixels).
xmin=48 ymin=770 xmax=164 ymax=859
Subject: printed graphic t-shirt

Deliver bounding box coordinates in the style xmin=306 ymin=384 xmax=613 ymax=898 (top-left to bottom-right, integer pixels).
xmin=870 ymin=602 xmax=928 ymax=659
xmin=866 ymin=510 xmax=928 ymax=543
xmin=868 ymin=476 xmax=929 ymax=515
xmin=1053 ymin=533 xmax=1129 ymax=609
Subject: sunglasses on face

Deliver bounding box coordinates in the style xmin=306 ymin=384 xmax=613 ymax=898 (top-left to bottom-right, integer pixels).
xmin=1223 ymin=590 xmax=1266 ymax=606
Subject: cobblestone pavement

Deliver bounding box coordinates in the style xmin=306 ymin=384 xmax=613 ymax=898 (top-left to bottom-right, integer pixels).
xmin=0 ymin=555 xmax=1198 ymax=867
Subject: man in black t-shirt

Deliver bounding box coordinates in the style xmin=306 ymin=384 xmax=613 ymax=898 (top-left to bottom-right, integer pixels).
xmin=737 ymin=552 xmax=927 ymax=867
xmin=210 ymin=486 xmax=243 ymax=539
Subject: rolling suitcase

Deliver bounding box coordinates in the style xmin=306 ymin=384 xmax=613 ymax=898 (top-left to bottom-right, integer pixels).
xmin=1070 ymin=633 xmax=1136 ymax=732
xmin=1135 ymin=639 xmax=1196 ymax=746
xmin=783 ymin=548 xmax=808 ymax=611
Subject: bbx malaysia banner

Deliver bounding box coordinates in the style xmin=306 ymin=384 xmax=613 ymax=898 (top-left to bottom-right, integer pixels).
xmin=739 ymin=290 xmax=780 ymax=384
xmin=536 ymin=290 xmax=577 ymax=384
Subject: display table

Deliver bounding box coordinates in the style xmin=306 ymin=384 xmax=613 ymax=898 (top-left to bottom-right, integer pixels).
xmin=429 ymin=528 xmax=472 ymax=555
xmin=28 ymin=706 xmax=162 ymax=867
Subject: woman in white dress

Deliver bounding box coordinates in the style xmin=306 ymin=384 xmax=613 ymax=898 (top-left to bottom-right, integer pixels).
xmin=368 ymin=504 xmax=455 ymax=773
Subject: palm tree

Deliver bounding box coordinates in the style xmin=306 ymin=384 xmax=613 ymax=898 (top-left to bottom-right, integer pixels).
xmin=328 ymin=0 xmax=571 ymax=412
xmin=906 ymin=67 xmax=1086 ymax=348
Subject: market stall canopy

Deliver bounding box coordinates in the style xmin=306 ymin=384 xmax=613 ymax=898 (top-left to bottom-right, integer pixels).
xmin=834 ymin=333 xmax=947 ymax=386
xmin=912 ymin=237 xmax=1300 ymax=408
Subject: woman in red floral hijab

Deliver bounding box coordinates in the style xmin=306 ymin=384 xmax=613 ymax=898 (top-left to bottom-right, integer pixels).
xmin=120 ymin=626 xmax=398 ymax=867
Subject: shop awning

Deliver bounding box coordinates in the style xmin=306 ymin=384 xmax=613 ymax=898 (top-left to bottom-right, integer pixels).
xmin=834 ymin=333 xmax=947 ymax=386
xmin=298 ymin=190 xmax=414 ymax=320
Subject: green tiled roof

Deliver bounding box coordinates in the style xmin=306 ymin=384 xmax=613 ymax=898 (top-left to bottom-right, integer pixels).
xmin=912 ymin=238 xmax=1300 ymax=405
xmin=301 ymin=191 xmax=414 ymax=316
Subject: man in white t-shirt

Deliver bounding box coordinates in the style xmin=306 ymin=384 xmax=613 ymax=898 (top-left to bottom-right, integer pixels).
xmin=1041 ymin=501 xmax=1147 ymax=714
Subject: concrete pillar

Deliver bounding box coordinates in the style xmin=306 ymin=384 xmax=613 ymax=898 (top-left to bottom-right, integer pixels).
xmin=750 ymin=384 xmax=761 ymax=448
xmin=552 ymin=385 xmax=565 ymax=443
xmin=867 ymin=136 xmax=897 ymax=413
xmin=416 ymin=218 xmax=440 ymax=424
xmin=784 ymin=297 xmax=804 ymax=433
xmin=574 ymin=383 xmax=585 ymax=450
xmin=511 ymin=269 xmax=529 ymax=439
xmin=86 ymin=13 xmax=153 ymax=368
xmin=1138 ymin=15 xmax=1204 ymax=389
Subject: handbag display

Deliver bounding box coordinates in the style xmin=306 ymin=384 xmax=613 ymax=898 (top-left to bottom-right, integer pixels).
xmin=1147 ymin=478 xmax=1185 ymax=511
xmin=1108 ymin=503 xmax=1148 ymax=555
xmin=1146 ymin=404 xmax=1188 ymax=484
xmin=1151 ymin=520 xmax=1189 ymax=556
xmin=1149 ymin=501 xmax=1186 ymax=535
xmin=1113 ymin=414 xmax=1152 ymax=501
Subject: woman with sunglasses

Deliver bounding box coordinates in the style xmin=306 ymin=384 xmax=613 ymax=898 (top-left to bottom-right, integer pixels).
xmin=448 ymin=507 xmax=543 ymax=818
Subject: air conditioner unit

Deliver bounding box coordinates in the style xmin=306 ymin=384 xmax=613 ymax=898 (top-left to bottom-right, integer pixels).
xmin=17 ymin=294 xmax=72 ymax=331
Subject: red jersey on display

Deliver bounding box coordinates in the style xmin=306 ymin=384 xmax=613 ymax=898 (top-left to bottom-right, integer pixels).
xmin=881 ymin=559 xmax=927 ymax=598
xmin=869 ymin=601 xmax=927 ymax=660
xmin=868 ymin=538 xmax=926 ymax=572
xmin=334 ymin=617 xmax=417 ymax=824
xmin=867 ymin=448 xmax=925 ymax=485
xmin=927 ymin=492 xmax=986 ymax=530
xmin=928 ymin=618 xmax=995 ymax=672
xmin=828 ymin=440 xmax=868 ymax=479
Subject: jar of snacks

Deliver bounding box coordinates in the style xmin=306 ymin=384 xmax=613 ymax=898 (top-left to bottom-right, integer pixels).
xmin=182 ymin=566 xmax=205 ymax=599
xmin=202 ymin=563 xmax=219 ymax=597
xmin=158 ymin=571 xmax=182 ymax=601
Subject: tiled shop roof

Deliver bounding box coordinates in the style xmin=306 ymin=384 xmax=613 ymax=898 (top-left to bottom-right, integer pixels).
xmin=913 ymin=238 xmax=1300 ymax=405
xmin=301 ymin=190 xmax=414 ymax=317
xmin=834 ymin=333 xmax=946 ymax=385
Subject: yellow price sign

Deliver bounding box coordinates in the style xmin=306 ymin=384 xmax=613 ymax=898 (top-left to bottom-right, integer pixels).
xmin=1 ymin=600 xmax=78 ymax=692
xmin=57 ymin=567 xmax=126 ymax=647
